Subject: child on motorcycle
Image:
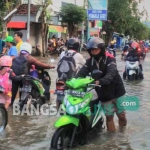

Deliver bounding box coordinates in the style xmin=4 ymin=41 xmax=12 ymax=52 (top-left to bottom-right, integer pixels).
xmin=0 ymin=56 xmax=23 ymax=109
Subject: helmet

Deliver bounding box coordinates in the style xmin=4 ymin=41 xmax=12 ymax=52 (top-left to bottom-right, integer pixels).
xmin=129 ymin=40 xmax=134 ymax=47
xmin=67 ymin=38 xmax=80 ymax=51
xmin=87 ymin=37 xmax=105 ymax=58
xmin=131 ymin=42 xmax=139 ymax=50
xmin=0 ymin=56 xmax=12 ymax=67
xmin=20 ymin=42 xmax=32 ymax=54
xmin=139 ymin=40 xmax=144 ymax=44
xmin=113 ymin=39 xmax=116 ymax=43
xmin=110 ymin=41 xmax=114 ymax=44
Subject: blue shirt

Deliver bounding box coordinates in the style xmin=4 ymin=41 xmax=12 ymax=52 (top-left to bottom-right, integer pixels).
xmin=7 ymin=46 xmax=18 ymax=57
xmin=0 ymin=40 xmax=5 ymax=53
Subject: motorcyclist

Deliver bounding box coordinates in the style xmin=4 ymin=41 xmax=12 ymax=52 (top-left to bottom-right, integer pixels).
xmin=60 ymin=38 xmax=86 ymax=72
xmin=75 ymin=37 xmax=127 ymax=132
xmin=57 ymin=38 xmax=86 ymax=110
xmin=121 ymin=41 xmax=129 ymax=59
xmin=123 ymin=42 xmax=144 ymax=79
xmin=11 ymin=42 xmax=55 ymax=106
xmin=108 ymin=41 xmax=116 ymax=57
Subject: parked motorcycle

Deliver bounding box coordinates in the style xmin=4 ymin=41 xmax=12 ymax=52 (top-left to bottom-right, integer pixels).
xmin=47 ymin=44 xmax=66 ymax=56
xmin=123 ymin=56 xmax=143 ymax=80
xmin=50 ymin=72 xmax=104 ymax=149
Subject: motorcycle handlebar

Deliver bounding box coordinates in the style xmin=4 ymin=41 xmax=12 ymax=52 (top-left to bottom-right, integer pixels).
xmin=88 ymin=84 xmax=101 ymax=87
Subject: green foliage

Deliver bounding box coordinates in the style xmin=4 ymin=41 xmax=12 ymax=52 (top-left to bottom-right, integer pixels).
xmin=105 ymin=0 xmax=149 ymax=41
xmin=0 ymin=0 xmax=21 ymax=17
xmin=60 ymin=3 xmax=86 ymax=36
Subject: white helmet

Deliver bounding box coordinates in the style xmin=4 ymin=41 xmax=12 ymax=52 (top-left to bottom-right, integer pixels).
xmin=20 ymin=42 xmax=32 ymax=54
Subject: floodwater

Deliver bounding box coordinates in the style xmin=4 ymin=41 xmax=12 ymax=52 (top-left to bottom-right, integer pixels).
xmin=0 ymin=51 xmax=150 ymax=150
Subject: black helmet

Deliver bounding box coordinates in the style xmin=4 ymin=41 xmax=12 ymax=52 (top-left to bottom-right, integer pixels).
xmin=67 ymin=38 xmax=80 ymax=51
xmin=87 ymin=37 xmax=105 ymax=58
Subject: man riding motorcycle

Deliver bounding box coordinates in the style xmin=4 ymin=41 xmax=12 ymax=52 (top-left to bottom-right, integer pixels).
xmin=11 ymin=42 xmax=55 ymax=106
xmin=56 ymin=38 xmax=86 ymax=110
xmin=75 ymin=37 xmax=127 ymax=132
xmin=123 ymin=42 xmax=144 ymax=79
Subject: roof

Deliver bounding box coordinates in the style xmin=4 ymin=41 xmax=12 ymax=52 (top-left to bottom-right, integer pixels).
xmin=15 ymin=4 xmax=40 ymax=15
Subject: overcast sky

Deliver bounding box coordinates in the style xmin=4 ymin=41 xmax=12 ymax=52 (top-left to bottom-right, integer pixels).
xmin=138 ymin=0 xmax=150 ymax=20
xmin=32 ymin=0 xmax=150 ymax=20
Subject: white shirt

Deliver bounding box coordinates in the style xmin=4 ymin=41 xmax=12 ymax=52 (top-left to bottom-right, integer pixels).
xmin=60 ymin=50 xmax=86 ymax=71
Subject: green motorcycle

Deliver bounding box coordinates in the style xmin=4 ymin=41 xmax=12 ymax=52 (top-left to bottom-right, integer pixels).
xmin=50 ymin=75 xmax=104 ymax=149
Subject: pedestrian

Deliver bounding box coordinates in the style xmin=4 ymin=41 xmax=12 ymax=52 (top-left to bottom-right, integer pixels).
xmin=0 ymin=32 xmax=5 ymax=54
xmin=4 ymin=36 xmax=18 ymax=58
xmin=14 ymin=31 xmax=23 ymax=53
xmin=76 ymin=37 xmax=127 ymax=132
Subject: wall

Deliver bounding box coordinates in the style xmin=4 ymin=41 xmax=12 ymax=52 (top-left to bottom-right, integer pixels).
xmin=11 ymin=15 xmax=36 ymax=22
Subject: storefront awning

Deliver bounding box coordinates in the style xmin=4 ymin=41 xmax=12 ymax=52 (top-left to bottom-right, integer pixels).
xmin=7 ymin=22 xmax=26 ymax=28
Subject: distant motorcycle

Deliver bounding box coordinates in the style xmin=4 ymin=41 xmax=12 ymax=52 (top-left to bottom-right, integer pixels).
xmin=47 ymin=44 xmax=66 ymax=56
xmin=121 ymin=51 xmax=128 ymax=60
xmin=123 ymin=56 xmax=143 ymax=80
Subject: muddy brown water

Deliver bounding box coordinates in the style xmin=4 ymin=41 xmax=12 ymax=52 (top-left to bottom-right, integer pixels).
xmin=0 ymin=51 xmax=150 ymax=150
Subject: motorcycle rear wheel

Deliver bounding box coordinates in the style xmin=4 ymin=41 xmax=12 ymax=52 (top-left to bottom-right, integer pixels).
xmin=0 ymin=104 xmax=8 ymax=132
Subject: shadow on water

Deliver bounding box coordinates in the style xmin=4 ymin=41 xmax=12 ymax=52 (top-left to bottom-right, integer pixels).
xmin=0 ymin=52 xmax=150 ymax=150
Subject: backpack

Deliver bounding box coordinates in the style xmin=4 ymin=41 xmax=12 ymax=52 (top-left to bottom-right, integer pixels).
xmin=12 ymin=55 xmax=29 ymax=76
xmin=57 ymin=51 xmax=77 ymax=80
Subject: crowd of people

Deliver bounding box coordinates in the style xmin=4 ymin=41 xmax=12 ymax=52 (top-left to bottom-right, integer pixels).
xmin=1 ymin=30 xmax=150 ymax=134
xmin=0 ymin=32 xmax=54 ymax=110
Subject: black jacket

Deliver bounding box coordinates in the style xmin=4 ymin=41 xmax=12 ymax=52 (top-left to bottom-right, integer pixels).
xmin=126 ymin=50 xmax=143 ymax=61
xmin=76 ymin=56 xmax=126 ymax=102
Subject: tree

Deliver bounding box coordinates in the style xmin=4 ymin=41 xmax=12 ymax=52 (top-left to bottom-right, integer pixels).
xmin=0 ymin=0 xmax=21 ymax=37
xmin=60 ymin=3 xmax=86 ymax=37
xmin=104 ymin=0 xmax=148 ymax=43
xmin=35 ymin=0 xmax=52 ymax=57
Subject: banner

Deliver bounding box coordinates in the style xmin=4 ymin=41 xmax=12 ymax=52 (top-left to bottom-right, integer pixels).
xmin=49 ymin=25 xmax=67 ymax=33
xmin=89 ymin=28 xmax=100 ymax=36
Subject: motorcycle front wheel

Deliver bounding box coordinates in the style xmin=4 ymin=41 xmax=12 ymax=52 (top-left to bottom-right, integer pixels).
xmin=50 ymin=125 xmax=74 ymax=150
xmin=0 ymin=104 xmax=8 ymax=132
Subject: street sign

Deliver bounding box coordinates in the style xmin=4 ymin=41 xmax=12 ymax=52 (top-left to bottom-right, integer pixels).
xmin=87 ymin=10 xmax=107 ymax=20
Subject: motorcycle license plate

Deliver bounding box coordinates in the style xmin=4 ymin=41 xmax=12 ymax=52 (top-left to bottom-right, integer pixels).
xmin=55 ymin=90 xmax=64 ymax=95
xmin=20 ymin=85 xmax=32 ymax=92
xmin=68 ymin=90 xmax=85 ymax=98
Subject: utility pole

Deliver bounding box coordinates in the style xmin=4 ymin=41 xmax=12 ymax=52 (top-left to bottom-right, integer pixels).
xmin=74 ymin=0 xmax=76 ymax=5
xmin=87 ymin=0 xmax=90 ymax=43
xmin=80 ymin=0 xmax=86 ymax=52
xmin=27 ymin=0 xmax=31 ymax=42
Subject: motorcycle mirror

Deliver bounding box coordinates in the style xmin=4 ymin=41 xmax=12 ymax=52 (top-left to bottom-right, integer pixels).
xmin=91 ymin=70 xmax=103 ymax=80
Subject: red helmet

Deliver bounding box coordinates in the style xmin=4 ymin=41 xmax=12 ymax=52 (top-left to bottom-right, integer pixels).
xmin=139 ymin=40 xmax=143 ymax=44
xmin=131 ymin=42 xmax=139 ymax=50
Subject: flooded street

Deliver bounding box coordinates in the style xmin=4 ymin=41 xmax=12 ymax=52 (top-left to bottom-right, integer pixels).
xmin=0 ymin=51 xmax=150 ymax=150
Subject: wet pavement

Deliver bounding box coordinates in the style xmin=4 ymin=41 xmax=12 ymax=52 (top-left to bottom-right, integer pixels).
xmin=0 ymin=51 xmax=150 ymax=150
